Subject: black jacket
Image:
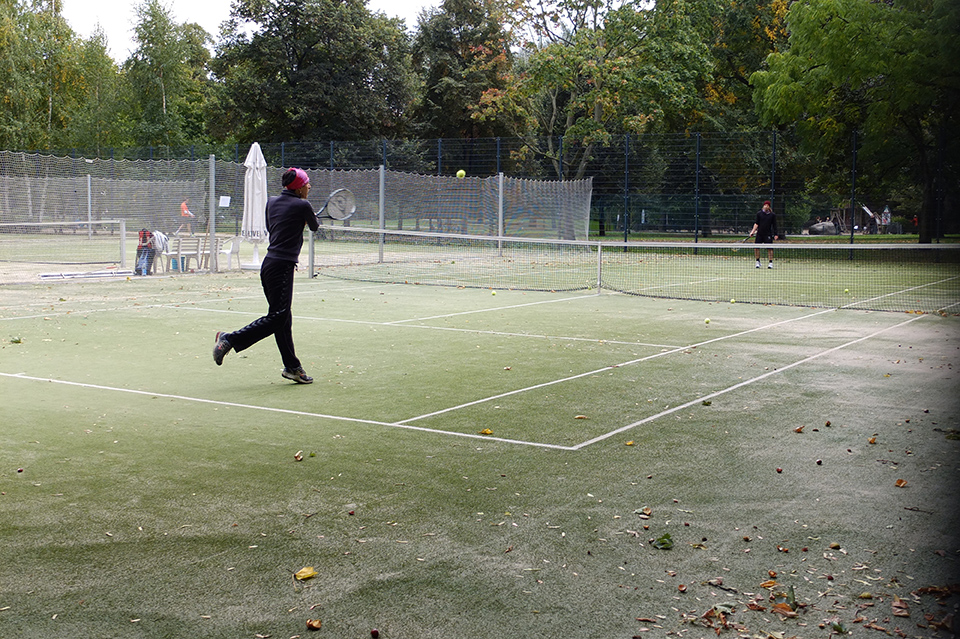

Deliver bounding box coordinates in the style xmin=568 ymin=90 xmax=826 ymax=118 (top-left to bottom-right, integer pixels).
xmin=265 ymin=190 xmax=319 ymax=263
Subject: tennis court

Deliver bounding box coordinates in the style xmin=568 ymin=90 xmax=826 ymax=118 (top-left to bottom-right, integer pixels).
xmin=1 ymin=260 xmax=958 ymax=638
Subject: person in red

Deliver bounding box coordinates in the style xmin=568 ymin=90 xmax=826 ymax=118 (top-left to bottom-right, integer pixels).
xmin=212 ymin=168 xmax=318 ymax=384
xmin=177 ymin=198 xmax=195 ymax=236
xmin=749 ymin=200 xmax=779 ymax=269
xmin=913 ymin=215 xmax=919 ymax=232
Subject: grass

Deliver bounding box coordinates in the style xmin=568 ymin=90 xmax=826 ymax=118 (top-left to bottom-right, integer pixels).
xmin=1 ymin=273 xmax=958 ymax=638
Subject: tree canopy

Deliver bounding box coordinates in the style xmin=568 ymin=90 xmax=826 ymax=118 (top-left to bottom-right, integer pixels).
xmin=0 ymin=0 xmax=955 ymax=236
xmin=751 ymin=0 xmax=960 ymax=241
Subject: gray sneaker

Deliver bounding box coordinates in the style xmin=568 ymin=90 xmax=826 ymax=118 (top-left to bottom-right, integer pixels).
xmin=213 ymin=331 xmax=232 ymax=366
xmin=282 ymin=367 xmax=313 ymax=384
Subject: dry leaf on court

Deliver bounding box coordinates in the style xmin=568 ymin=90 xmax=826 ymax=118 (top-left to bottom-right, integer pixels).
xmin=478 ymin=428 xmax=493 ymax=435
xmin=295 ymin=566 xmax=318 ymax=581
xmin=625 ymin=441 xmax=635 ymax=446
xmin=895 ymin=479 xmax=908 ymax=488
xmin=574 ymin=415 xmax=589 ymax=419
xmin=760 ymin=579 xmax=778 ymax=589
xmin=771 ymin=602 xmax=798 ymax=617
xmin=892 ymin=597 xmax=910 ymax=617
xmin=294 ymin=450 xmax=304 ymax=461
xmin=306 ymin=618 xmax=322 ymax=630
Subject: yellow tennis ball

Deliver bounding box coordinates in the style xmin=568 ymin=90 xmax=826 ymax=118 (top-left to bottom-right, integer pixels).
xmin=456 ymin=169 xmax=466 ymax=178
xmin=844 ymin=288 xmax=849 ymax=293
xmin=704 ymin=318 xmax=710 ymax=324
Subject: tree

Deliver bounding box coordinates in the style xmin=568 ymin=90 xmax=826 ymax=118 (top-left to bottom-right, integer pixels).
xmin=751 ymin=0 xmax=960 ymax=242
xmin=54 ymin=29 xmax=126 ymax=152
xmin=210 ymin=0 xmax=415 ymax=143
xmin=0 ymin=0 xmax=84 ymax=149
xmin=411 ymin=0 xmax=513 ymax=139
xmin=704 ymin=0 xmax=789 ymax=131
xmin=475 ymin=0 xmax=715 ymax=180
xmin=124 ymin=0 xmax=210 ymax=147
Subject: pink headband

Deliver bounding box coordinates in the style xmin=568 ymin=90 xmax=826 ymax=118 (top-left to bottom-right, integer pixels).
xmin=287 ymin=168 xmax=310 ymax=191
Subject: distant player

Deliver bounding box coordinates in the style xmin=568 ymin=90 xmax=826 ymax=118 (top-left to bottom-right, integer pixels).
xmin=749 ymin=200 xmax=778 ymax=269
xmin=176 ymin=198 xmax=195 ymax=236
xmin=212 ymin=168 xmax=318 ymax=384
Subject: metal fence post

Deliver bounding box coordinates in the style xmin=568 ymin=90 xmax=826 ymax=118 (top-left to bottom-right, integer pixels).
xmin=694 ymin=132 xmax=701 ymax=244
xmin=850 ymin=131 xmax=857 ymax=247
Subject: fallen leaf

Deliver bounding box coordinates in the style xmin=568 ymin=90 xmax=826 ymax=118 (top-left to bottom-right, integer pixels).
xmin=295 ymin=567 xmax=318 ymax=581
xmin=294 ymin=450 xmax=304 ymax=461
xmin=574 ymin=415 xmax=589 ymax=420
xmin=794 ymin=425 xmax=805 ymax=433
xmin=771 ymin=602 xmax=798 ymax=617
xmin=895 ymin=479 xmax=908 ymax=488
xmin=478 ymin=428 xmax=493 ymax=435
xmin=760 ymin=580 xmax=778 ymax=589
xmin=892 ymin=597 xmax=910 ymax=617
xmin=625 ymin=441 xmax=635 ymax=446
xmin=306 ymin=618 xmax=322 ymax=631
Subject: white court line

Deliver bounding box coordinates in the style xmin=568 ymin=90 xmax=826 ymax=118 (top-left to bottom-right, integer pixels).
xmin=838 ymin=274 xmax=960 ymax=312
xmin=0 ymin=372 xmax=576 ymax=451
xmin=571 ymin=313 xmax=929 ymax=449
xmin=2 ymin=293 xmax=943 ymax=451
xmin=397 ymin=306 xmax=844 ymax=427
xmin=385 ymin=293 xmax=599 ymax=324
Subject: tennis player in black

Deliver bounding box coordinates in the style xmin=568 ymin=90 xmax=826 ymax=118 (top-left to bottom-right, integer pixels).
xmin=212 ymin=168 xmax=319 ymax=383
xmin=749 ymin=200 xmax=779 ymax=269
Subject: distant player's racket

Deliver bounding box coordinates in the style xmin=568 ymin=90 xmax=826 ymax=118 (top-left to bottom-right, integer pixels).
xmin=739 ymin=234 xmax=753 ymax=243
xmin=317 ymin=188 xmax=356 ymax=220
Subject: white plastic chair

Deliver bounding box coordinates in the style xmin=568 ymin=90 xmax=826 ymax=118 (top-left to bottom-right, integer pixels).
xmin=219 ymin=236 xmax=243 ymax=270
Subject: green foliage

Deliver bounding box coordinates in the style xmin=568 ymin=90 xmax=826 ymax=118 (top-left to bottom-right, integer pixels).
xmin=210 ymin=0 xmax=415 ymax=142
xmin=124 ymin=0 xmax=210 ymax=147
xmin=475 ymin=0 xmax=716 ymax=179
xmin=411 ymin=0 xmax=513 ymax=139
xmin=751 ymin=0 xmax=960 ymax=242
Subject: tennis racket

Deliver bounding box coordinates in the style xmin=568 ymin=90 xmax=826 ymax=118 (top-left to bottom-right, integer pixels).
xmin=739 ymin=233 xmax=753 ymax=243
xmin=317 ymin=188 xmax=356 ymax=220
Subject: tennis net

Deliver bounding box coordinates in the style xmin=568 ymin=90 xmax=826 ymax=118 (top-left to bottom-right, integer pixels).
xmin=0 ymin=220 xmax=129 ymax=280
xmin=309 ymin=227 xmax=960 ymax=313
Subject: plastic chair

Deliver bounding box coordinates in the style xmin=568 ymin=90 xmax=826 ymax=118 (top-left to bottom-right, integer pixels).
xmin=219 ymin=236 xmax=243 ymax=270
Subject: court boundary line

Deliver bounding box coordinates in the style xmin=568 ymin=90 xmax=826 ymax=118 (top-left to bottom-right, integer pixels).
xmin=397 ymin=306 xmax=844 ymax=427
xmin=570 ymin=312 xmax=928 ymax=449
xmin=0 ymin=372 xmax=576 ymax=451
xmin=0 ymin=295 xmax=940 ymax=451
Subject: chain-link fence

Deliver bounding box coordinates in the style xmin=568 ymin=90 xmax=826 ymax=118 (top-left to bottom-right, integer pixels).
xmin=11 ymin=131 xmax=957 ymax=240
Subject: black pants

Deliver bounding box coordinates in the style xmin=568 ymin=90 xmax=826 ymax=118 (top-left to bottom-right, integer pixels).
xmin=223 ymin=257 xmax=301 ymax=370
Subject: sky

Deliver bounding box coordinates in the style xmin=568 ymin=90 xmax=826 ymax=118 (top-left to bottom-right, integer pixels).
xmin=61 ymin=0 xmax=438 ymax=62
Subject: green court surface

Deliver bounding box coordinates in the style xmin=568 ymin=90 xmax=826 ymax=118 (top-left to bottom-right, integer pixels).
xmin=1 ymin=273 xmax=958 ymax=638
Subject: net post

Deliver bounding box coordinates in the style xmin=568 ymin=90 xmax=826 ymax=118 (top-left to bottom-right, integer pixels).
xmin=120 ymin=219 xmax=127 ymax=269
xmin=378 ymin=165 xmax=386 ymax=263
xmin=498 ymin=172 xmax=504 ymax=257
xmin=208 ymin=154 xmax=217 ymax=272
xmin=86 ymin=174 xmax=93 ymax=240
xmin=596 ymin=241 xmax=602 ymax=290
xmin=308 ymin=229 xmax=315 ymax=277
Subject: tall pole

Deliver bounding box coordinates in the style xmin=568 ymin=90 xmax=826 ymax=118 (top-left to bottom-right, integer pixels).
xmin=623 ymin=134 xmax=629 ymax=244
xmin=849 ymin=131 xmax=857 ymax=246
xmin=694 ymin=133 xmax=701 ymax=244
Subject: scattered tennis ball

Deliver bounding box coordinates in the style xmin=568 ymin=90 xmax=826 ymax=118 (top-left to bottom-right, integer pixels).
xmin=456 ymin=169 xmax=466 ymax=178
xmin=844 ymin=288 xmax=849 ymax=293
xmin=730 ymin=299 xmax=735 ymax=303
xmin=704 ymin=318 xmax=710 ymax=324
xmin=491 ymin=290 xmax=496 ymax=295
